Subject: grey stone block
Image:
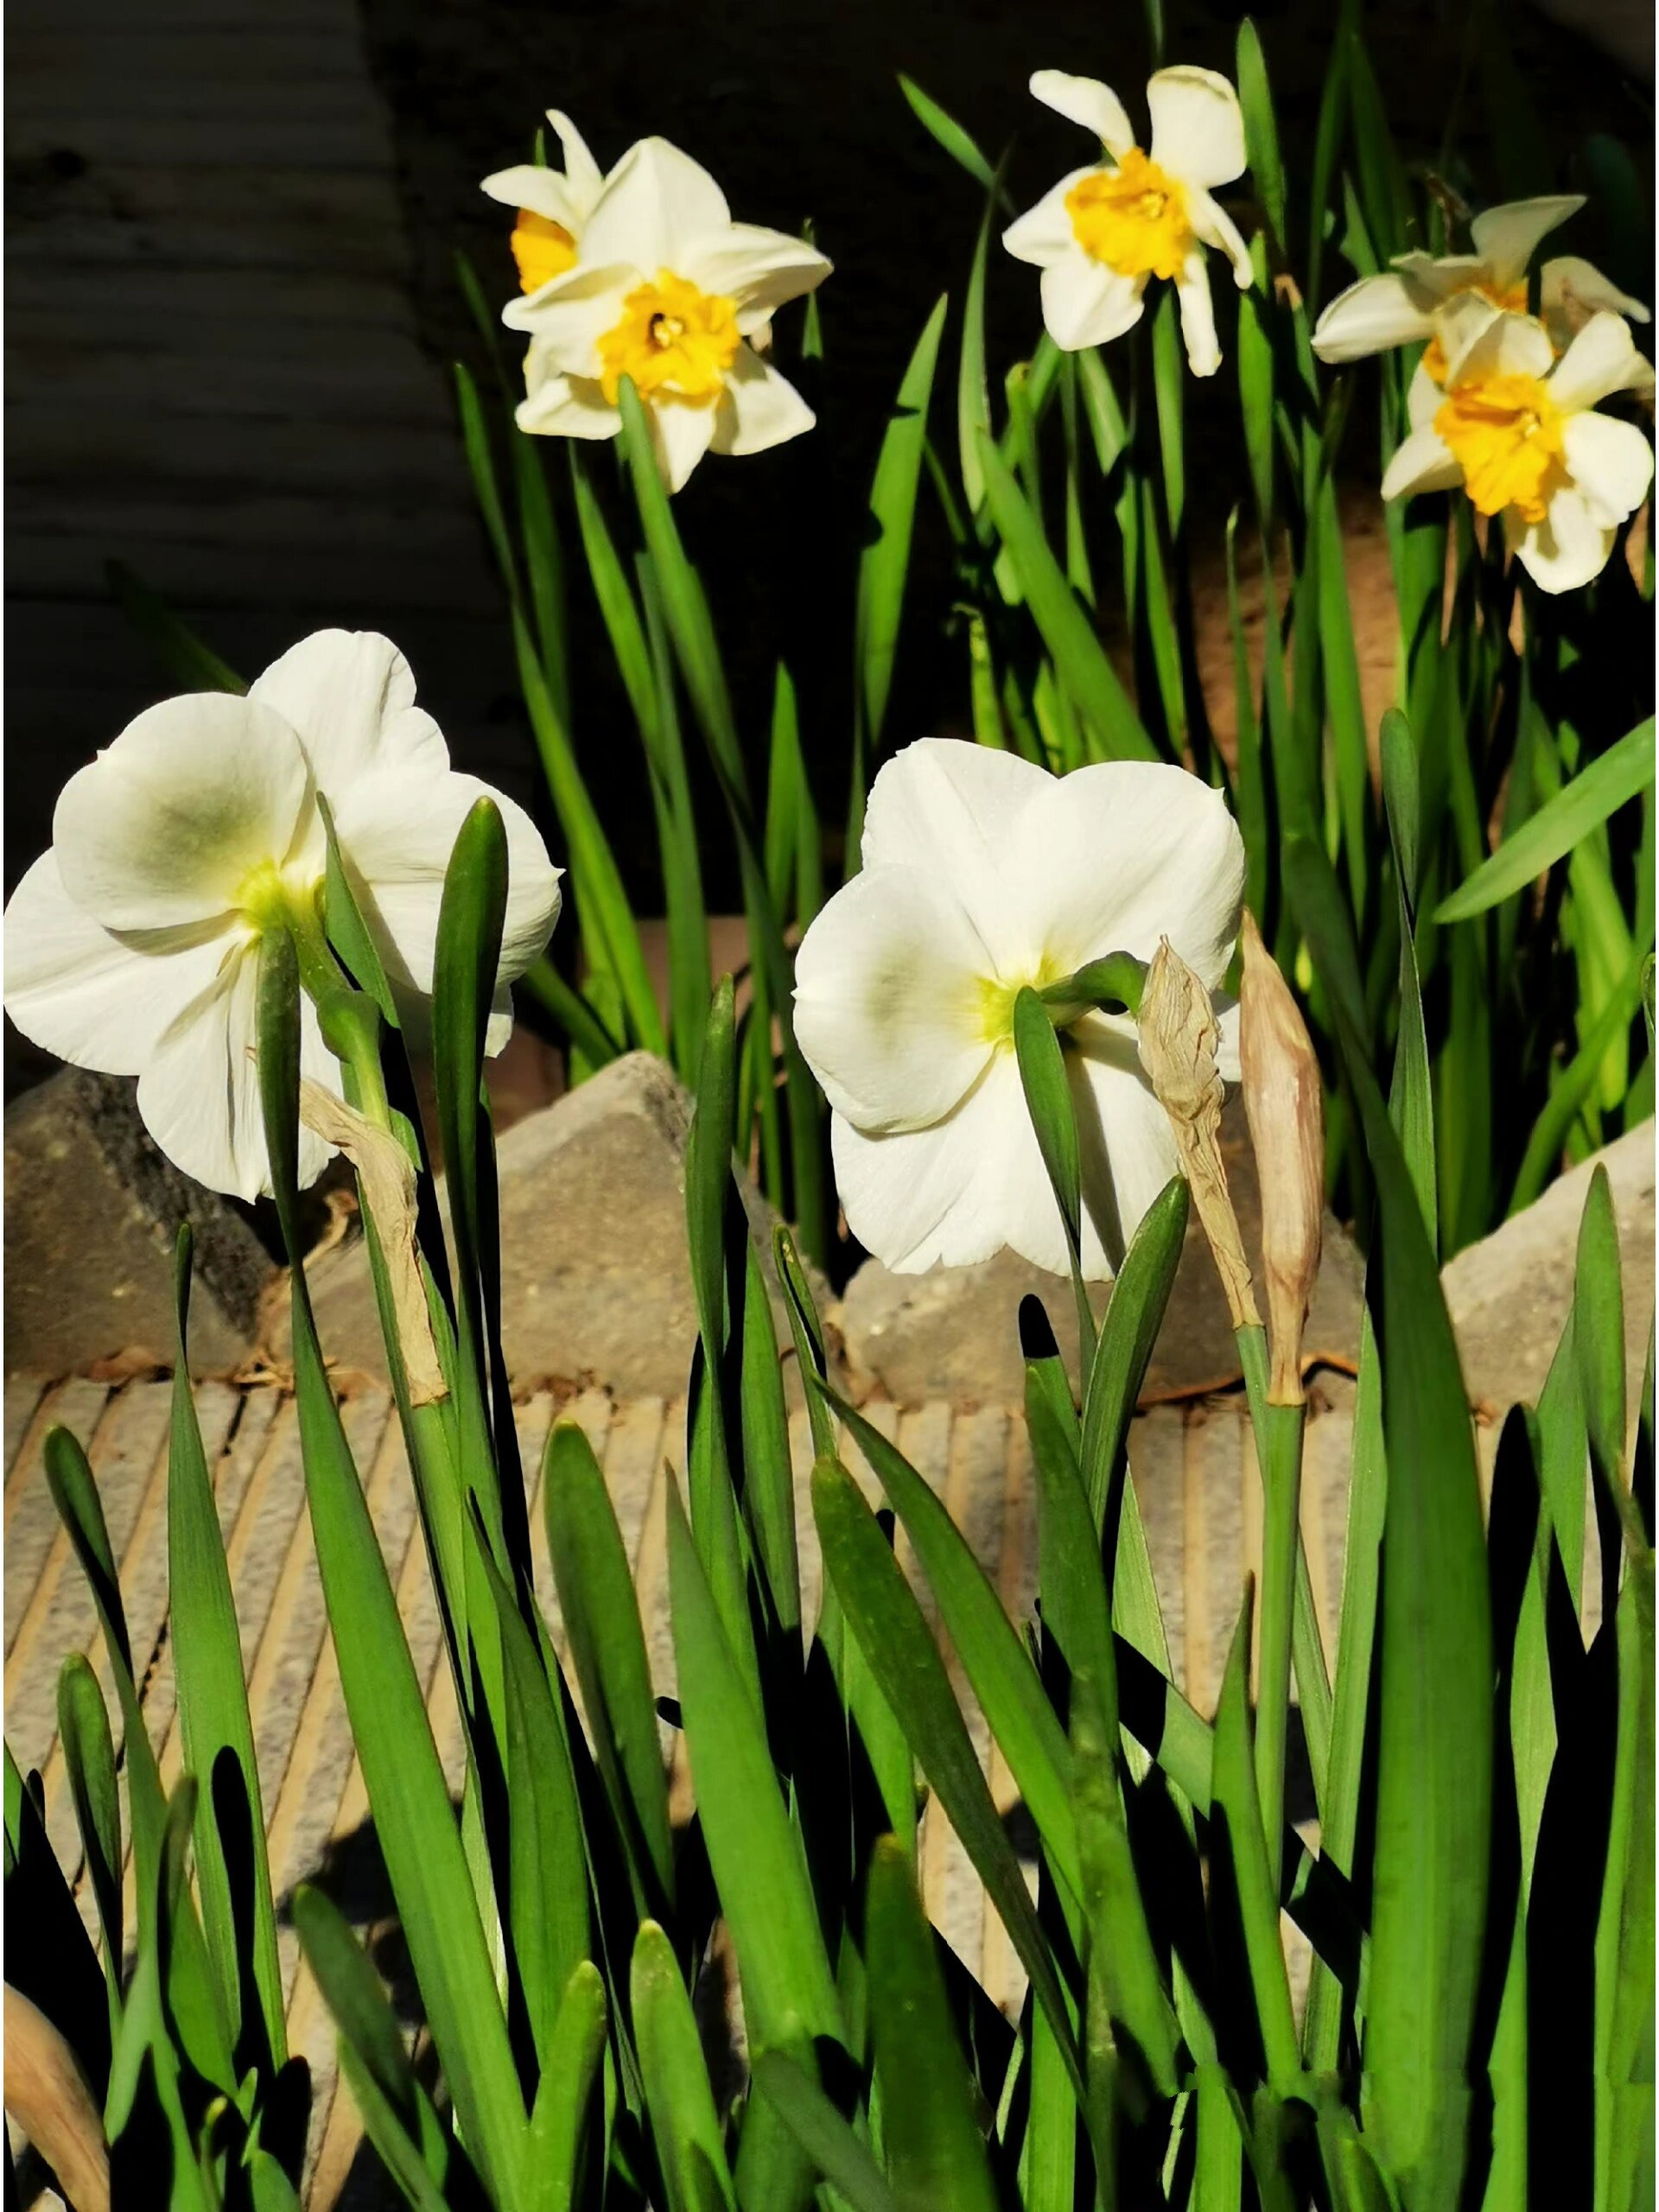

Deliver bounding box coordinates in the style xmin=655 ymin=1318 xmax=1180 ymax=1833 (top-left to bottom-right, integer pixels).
xmin=839 ymin=1094 xmax=1365 ymax=1408
xmin=271 ymin=1052 xmax=836 ymax=1401
xmin=4 ymin=1067 xmax=275 ymax=1375
xmin=1442 ymin=1119 xmax=1655 ymax=1421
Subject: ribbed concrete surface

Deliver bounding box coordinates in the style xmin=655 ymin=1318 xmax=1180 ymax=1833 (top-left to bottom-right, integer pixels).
xmin=3 ymin=1365 xmax=1409 ymax=2205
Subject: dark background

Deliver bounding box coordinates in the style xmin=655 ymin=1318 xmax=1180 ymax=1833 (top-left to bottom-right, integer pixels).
xmin=8 ymin=0 xmax=1654 ymax=1097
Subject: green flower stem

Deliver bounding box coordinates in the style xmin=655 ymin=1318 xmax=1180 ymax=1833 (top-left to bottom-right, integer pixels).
xmin=1039 ymin=951 xmax=1147 ymax=1027
xmin=1236 ymin=1321 xmax=1307 ymax=1894
xmin=277 ymin=898 xmax=464 ymax=1606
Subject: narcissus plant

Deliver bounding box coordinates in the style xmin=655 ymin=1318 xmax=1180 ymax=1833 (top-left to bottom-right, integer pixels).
xmin=1312 ymin=192 xmax=1649 ymax=377
xmin=3 ymin=631 xmax=563 ymax=1198
xmin=499 ymin=136 xmax=832 ymax=489
xmin=1001 ymin=66 xmax=1254 ymax=375
xmin=480 ymin=109 xmax=610 ymax=299
xmin=1382 ymin=305 xmax=1656 ymax=592
xmin=791 ymin=737 xmax=1245 ymax=1275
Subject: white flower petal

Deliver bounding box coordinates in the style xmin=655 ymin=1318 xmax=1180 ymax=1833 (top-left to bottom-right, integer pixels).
xmin=502 ymin=260 xmax=635 ymax=363
xmin=683 ymin=225 xmax=832 ymax=336
xmin=793 ymin=864 xmax=997 ymax=1133
xmin=1433 ymin=289 xmax=1506 ymax=371
xmin=1562 ymin=411 xmax=1655 ymax=529
xmin=250 ymin=629 xmax=448 ymax=798
xmin=1510 ymin=484 xmax=1618 ymax=594
xmin=1541 ymin=256 xmax=1651 ymax=334
xmin=134 ymin=945 xmax=338 ymax=1200
xmin=1445 ymin=307 xmax=1553 ymax=387
xmin=52 ymin=692 xmax=312 ymax=933
xmin=1028 ymin=70 xmax=1135 ymax=156
xmin=1213 ymin=996 xmax=1241 ymax=1084
xmin=1002 ymin=168 xmax=1098 ymax=269
xmin=486 ymin=983 xmax=517 ymax=1060
xmin=1188 ymin=188 xmax=1253 ymax=289
xmin=1173 ymin=250 xmax=1221 ymax=376
xmin=577 ymin=137 xmax=731 ymax=276
xmin=830 ymin=1056 xmax=1065 ymax=1273
xmin=1381 ymin=421 xmax=1463 ymax=501
xmin=1312 ymin=272 xmax=1435 ymax=363
xmin=1001 ymin=760 xmax=1246 ymax=988
xmin=709 ymin=347 xmax=815 ymax=459
xmin=1467 ymin=194 xmax=1584 ymax=284
xmin=480 ymin=162 xmax=584 ymax=230
xmin=1406 ymin=359 xmax=1444 ymax=431
xmin=545 ymin=110 xmax=605 ymax=209
xmin=1071 ymin=1034 xmax=1184 ymax=1274
xmin=330 ymin=767 xmax=563 ymax=1016
xmin=858 ymin=737 xmax=1052 ymax=961
xmin=1040 ymin=250 xmax=1147 ymax=352
xmin=3 ymin=851 xmax=237 ymax=1077
xmin=1549 ymin=310 xmax=1656 ymax=412
xmin=1146 ymin=67 xmax=1246 ymax=190
xmin=516 ymin=372 xmax=623 ymax=442
xmin=651 ymin=397 xmax=720 ymax=492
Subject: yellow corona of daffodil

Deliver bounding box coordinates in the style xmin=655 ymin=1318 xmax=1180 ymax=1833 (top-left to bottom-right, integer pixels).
xmin=1001 ymin=67 xmax=1254 ymax=377
xmin=498 ymin=137 xmax=830 ymax=492
xmin=1382 ymin=304 xmax=1655 ymax=592
xmin=1312 ymin=194 xmax=1649 ymax=379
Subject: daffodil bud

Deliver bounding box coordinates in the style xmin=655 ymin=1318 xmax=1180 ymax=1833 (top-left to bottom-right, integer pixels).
xmin=1237 ymin=912 xmax=1323 ymax=1405
xmin=1136 ymin=937 xmax=1260 ymax=1332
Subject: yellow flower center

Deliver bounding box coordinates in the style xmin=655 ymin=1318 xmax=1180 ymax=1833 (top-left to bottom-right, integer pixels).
xmin=974 ymin=956 xmax=1074 ymax=1048
xmin=512 ymin=209 xmax=578 ymax=294
xmin=1066 ymin=150 xmax=1193 ymax=283
xmin=235 ymin=858 xmax=321 ymax=936
xmin=1434 ymin=369 xmax=1567 ymax=524
xmin=597 ymin=271 xmax=741 ymax=407
xmin=1421 ymin=278 xmax=1530 ymax=384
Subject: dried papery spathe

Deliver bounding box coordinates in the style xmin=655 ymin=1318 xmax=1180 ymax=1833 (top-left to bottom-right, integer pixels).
xmin=1136 ymin=935 xmax=1259 ymax=1331
xmin=298 ymin=1081 xmax=448 ymax=1408
xmin=1237 ymin=912 xmax=1323 ymax=1404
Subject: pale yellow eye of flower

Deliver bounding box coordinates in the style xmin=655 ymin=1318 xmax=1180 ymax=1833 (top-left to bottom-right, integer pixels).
xmin=1066 ymin=149 xmax=1193 ymax=283
xmin=512 ymin=208 xmax=578 ymax=293
xmin=1421 ymin=276 xmax=1531 ymax=384
xmin=235 ymin=856 xmax=317 ymax=936
xmin=975 ymin=956 xmax=1077 ymax=1048
xmin=597 ymin=270 xmax=741 ymax=406
xmin=1435 ymin=370 xmax=1567 ymax=523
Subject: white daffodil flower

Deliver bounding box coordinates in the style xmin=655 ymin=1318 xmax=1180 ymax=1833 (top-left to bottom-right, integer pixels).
xmin=1001 ymin=67 xmax=1254 ymax=377
xmin=792 ymin=739 xmax=1246 ymax=1278
xmin=1381 ymin=307 xmax=1656 ymax=593
xmin=480 ymin=110 xmax=609 ymax=299
xmin=498 ymin=136 xmax=831 ymax=492
xmin=1312 ymin=194 xmax=1650 ymax=380
xmin=3 ymin=632 xmax=563 ymax=1200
